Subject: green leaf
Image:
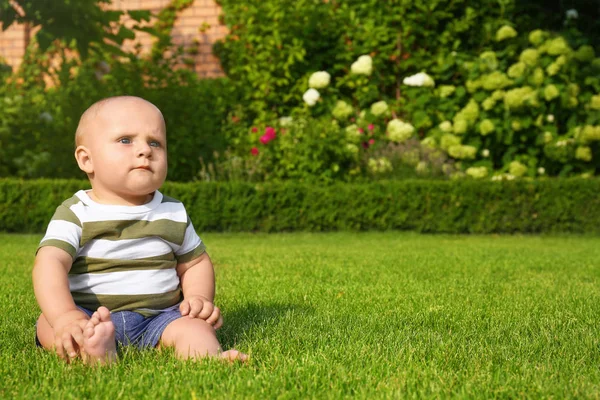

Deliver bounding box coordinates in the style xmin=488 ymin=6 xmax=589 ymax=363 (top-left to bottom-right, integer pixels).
xmin=104 ymin=10 xmax=124 ymax=23
xmin=134 ymin=26 xmax=159 ymax=36
xmin=116 ymin=26 xmax=136 ymax=42
xmin=127 ymin=10 xmax=152 ymax=22
xmin=35 ymin=30 xmax=54 ymax=51
xmin=0 ymin=5 xmax=17 ymax=30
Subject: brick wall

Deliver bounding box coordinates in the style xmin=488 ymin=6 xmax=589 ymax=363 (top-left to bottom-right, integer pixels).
xmin=0 ymin=21 xmax=28 ymax=72
xmin=0 ymin=0 xmax=227 ymax=77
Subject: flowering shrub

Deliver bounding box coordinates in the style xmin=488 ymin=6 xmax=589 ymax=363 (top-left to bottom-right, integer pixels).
xmin=215 ymin=54 xmax=458 ymax=182
xmin=420 ymin=25 xmax=600 ymax=179
xmin=219 ymin=20 xmax=599 ymax=182
xmin=214 ymin=0 xmax=526 ymax=121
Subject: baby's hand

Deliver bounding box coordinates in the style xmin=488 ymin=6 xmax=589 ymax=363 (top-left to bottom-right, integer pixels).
xmin=179 ymin=296 xmax=223 ymax=329
xmin=52 ymin=311 xmax=89 ymax=361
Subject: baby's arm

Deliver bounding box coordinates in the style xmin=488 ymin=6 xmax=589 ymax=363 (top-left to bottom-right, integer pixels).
xmin=33 ymin=246 xmax=89 ymax=359
xmin=176 ymin=252 xmax=223 ymax=329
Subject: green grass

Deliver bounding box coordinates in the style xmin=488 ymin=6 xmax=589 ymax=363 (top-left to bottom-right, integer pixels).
xmin=1 ymin=232 xmax=600 ymax=399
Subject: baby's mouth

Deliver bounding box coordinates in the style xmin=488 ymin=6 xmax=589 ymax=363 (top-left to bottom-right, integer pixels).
xmin=134 ymin=166 xmax=152 ymax=171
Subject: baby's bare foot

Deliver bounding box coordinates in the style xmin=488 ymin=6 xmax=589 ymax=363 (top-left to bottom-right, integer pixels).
xmin=219 ymin=349 xmax=249 ymax=363
xmin=82 ymin=306 xmax=117 ymax=365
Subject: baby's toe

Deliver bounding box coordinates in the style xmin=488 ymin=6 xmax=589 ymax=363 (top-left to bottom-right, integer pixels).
xmin=97 ymin=307 xmax=111 ymax=321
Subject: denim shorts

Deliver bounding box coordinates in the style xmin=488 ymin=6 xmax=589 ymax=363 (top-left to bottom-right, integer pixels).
xmin=36 ymin=304 xmax=183 ymax=349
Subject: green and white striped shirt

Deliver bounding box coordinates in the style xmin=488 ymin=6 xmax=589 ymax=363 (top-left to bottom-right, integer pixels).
xmin=38 ymin=190 xmax=206 ymax=316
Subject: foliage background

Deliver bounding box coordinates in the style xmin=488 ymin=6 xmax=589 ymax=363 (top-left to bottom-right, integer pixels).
xmin=0 ymin=0 xmax=599 ymax=182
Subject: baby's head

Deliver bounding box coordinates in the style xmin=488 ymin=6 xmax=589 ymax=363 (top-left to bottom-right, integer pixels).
xmin=74 ymin=96 xmax=168 ymax=205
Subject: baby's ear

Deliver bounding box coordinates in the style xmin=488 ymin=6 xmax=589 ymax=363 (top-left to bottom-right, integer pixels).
xmin=74 ymin=146 xmax=93 ymax=174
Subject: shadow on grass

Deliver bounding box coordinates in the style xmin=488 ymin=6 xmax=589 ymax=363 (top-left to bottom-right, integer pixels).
xmin=217 ymin=301 xmax=311 ymax=349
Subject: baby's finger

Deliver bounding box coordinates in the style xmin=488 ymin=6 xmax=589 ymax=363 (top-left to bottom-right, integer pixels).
xmin=54 ymin=335 xmax=66 ymax=360
xmin=62 ymin=333 xmax=77 ymax=359
xmin=213 ymin=314 xmax=224 ymax=330
xmin=179 ymin=300 xmax=190 ymax=316
xmin=71 ymin=327 xmax=85 ymax=349
xmin=188 ymin=298 xmax=204 ymax=318
xmin=198 ymin=302 xmax=214 ymax=320
xmin=205 ymin=306 xmax=220 ymax=325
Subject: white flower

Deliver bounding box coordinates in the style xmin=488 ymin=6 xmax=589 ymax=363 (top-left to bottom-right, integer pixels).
xmin=39 ymin=112 xmax=53 ymax=123
xmin=370 ymin=101 xmax=389 ymax=116
xmin=546 ymin=114 xmax=555 ymax=122
xmin=387 ymin=119 xmax=415 ymax=142
xmin=302 ymin=88 xmax=320 ymax=106
xmin=439 ymin=121 xmax=453 ymax=132
xmin=279 ymin=116 xmax=293 ymax=127
xmin=402 ymin=72 xmax=435 ymax=87
xmin=556 ymin=140 xmax=568 ymax=147
xmin=538 ymin=167 xmax=545 ymax=175
xmin=350 ymin=55 xmax=373 ymax=75
xmin=466 ymin=166 xmax=488 ymax=179
xmin=566 ymin=9 xmax=578 ymax=19
xmin=308 ymin=71 xmax=331 ymax=89
xmin=482 ymin=149 xmax=490 ymax=157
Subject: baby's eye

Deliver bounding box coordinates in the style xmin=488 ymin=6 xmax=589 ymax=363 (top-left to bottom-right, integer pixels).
xmin=149 ymin=141 xmax=161 ymax=148
xmin=119 ymin=137 xmax=131 ymax=144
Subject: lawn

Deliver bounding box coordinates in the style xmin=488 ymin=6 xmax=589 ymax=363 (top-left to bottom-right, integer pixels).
xmin=1 ymin=232 xmax=600 ymax=399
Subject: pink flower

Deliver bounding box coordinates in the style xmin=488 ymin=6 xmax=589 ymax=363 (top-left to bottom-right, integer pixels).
xmin=359 ymin=128 xmax=365 ymax=134
xmin=264 ymin=126 xmax=276 ymax=139
xmin=251 ymin=147 xmax=259 ymax=156
xmin=251 ymin=126 xmax=258 ymax=133
xmin=369 ymin=139 xmax=375 ymax=145
xmin=260 ymin=126 xmax=277 ymax=145
xmin=368 ymin=124 xmax=374 ymax=131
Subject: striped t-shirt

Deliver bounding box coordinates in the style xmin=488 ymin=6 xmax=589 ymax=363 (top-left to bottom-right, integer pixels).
xmin=38 ymin=190 xmax=206 ymax=316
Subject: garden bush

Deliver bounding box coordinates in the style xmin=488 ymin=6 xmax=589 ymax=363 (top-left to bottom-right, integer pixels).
xmin=0 ymin=46 xmax=235 ymax=181
xmin=0 ymin=0 xmax=237 ymax=182
xmin=214 ymin=0 xmax=517 ymax=121
xmin=215 ymin=23 xmax=599 ymax=183
xmin=1 ymin=178 xmax=599 ymax=234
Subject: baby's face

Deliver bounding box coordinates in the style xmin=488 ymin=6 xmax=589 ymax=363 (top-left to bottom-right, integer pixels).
xmin=80 ymin=98 xmax=168 ymax=202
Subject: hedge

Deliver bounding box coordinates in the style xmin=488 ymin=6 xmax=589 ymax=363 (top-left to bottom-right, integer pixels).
xmin=1 ymin=178 xmax=599 ymax=234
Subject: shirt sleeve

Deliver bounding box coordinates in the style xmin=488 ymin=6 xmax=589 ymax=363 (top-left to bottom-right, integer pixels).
xmin=175 ymin=217 xmax=206 ymax=263
xmin=37 ymin=204 xmax=82 ymax=259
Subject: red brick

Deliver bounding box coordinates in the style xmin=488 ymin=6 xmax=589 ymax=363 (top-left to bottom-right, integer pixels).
xmin=2 ymin=30 xmax=23 ymax=40
xmin=0 ymin=0 xmax=225 ymax=78
xmin=114 ymin=0 xmax=142 ymax=9
xmin=139 ymin=0 xmax=168 ymax=10
xmin=2 ymin=48 xmax=23 ymax=57
xmin=193 ymin=6 xmax=218 ymax=17
xmin=177 ymin=16 xmax=206 ymax=27
xmin=198 ymin=43 xmax=212 ymax=53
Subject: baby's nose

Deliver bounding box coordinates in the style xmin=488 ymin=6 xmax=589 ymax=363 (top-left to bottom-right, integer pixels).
xmin=137 ymin=143 xmax=152 ymax=157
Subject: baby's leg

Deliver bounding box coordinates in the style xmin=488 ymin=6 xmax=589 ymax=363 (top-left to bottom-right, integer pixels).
xmin=160 ymin=318 xmax=248 ymax=362
xmin=82 ymin=306 xmax=117 ymax=365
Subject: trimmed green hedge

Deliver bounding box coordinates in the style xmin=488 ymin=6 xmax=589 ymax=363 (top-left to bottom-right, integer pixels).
xmin=1 ymin=178 xmax=599 ymax=234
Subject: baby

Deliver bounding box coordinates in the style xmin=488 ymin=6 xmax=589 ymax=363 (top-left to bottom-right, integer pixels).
xmin=32 ymin=96 xmax=247 ymax=364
